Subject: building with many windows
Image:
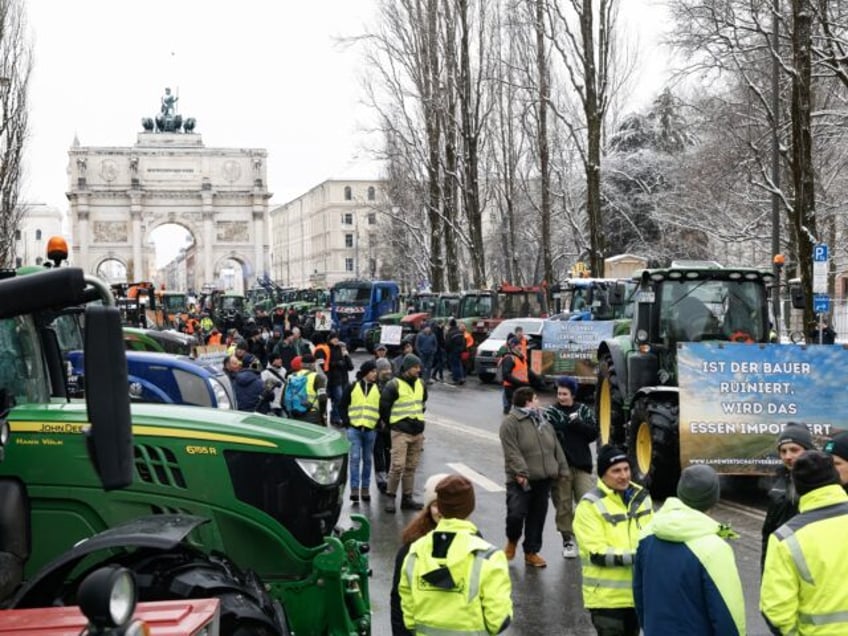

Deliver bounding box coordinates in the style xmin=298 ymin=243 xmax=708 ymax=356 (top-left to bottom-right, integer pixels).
xmin=270 ymin=164 xmax=384 ymax=288
xmin=14 ymin=203 xmax=64 ymax=267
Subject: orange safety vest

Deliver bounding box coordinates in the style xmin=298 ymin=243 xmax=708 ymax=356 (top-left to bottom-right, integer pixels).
xmin=207 ymin=332 xmax=222 ymax=345
xmin=501 ymin=353 xmax=528 ymax=387
xmin=314 ymin=343 xmax=331 ymax=372
xmin=463 ymin=331 xmax=474 ymax=349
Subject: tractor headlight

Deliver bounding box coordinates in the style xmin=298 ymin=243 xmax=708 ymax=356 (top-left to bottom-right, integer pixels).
xmin=78 ymin=565 xmax=138 ymax=628
xmin=296 ymin=457 xmax=344 ymax=485
xmin=209 ymin=377 xmax=233 ymax=409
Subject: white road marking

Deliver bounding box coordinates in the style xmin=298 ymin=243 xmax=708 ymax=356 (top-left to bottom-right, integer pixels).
xmin=446 ymin=462 xmax=505 ymax=492
xmin=427 ymin=413 xmax=500 ymax=444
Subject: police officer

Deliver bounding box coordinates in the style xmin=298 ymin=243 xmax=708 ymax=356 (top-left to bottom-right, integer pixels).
xmin=399 ymin=475 xmax=513 ymax=635
xmin=573 ymin=445 xmax=653 ymax=636
xmin=761 ymin=450 xmax=848 ymax=635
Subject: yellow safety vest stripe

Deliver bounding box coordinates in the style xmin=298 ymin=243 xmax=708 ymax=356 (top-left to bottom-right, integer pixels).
xmin=390 ymin=379 xmax=424 ymax=424
xmin=349 ymin=382 xmax=380 ymax=429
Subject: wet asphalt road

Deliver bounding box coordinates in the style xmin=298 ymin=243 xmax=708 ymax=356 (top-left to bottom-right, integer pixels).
xmin=341 ymin=353 xmax=774 ymax=635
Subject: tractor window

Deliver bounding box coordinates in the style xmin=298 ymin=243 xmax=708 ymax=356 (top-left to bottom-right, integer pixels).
xmin=661 ymin=279 xmax=765 ymax=343
xmin=0 ymin=316 xmax=48 ymax=404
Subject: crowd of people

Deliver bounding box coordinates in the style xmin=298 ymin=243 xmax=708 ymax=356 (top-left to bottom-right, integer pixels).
xmin=191 ymin=311 xmax=848 ymax=635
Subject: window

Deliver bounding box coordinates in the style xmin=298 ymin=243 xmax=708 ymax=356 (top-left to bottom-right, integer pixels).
xmin=343 ymin=213 xmax=353 ymax=225
xmin=35 ymin=229 xmax=42 ymax=240
xmin=368 ymin=212 xmax=376 ymax=225
xmin=367 ymin=186 xmax=375 ymax=201
xmin=345 ymin=258 xmax=354 ymax=272
xmin=344 ymin=186 xmax=352 ymax=201
xmin=345 ymin=234 xmax=354 ymax=248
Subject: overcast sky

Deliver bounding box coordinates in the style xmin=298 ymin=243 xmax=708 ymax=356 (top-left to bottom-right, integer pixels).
xmin=24 ymin=0 xmax=671 ymax=262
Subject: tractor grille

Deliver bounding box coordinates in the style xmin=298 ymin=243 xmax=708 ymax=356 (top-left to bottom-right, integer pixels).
xmin=225 ymin=450 xmax=345 ymax=547
xmin=134 ymin=444 xmax=188 ymax=489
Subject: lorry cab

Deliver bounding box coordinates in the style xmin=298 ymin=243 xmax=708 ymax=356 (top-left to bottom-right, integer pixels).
xmin=331 ymin=279 xmax=400 ymax=350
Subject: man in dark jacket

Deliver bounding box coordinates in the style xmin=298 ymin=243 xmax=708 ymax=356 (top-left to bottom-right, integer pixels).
xmin=380 ymin=354 xmax=429 ymax=513
xmin=445 ymin=319 xmax=466 ymax=385
xmin=224 ymin=354 xmax=268 ymax=413
xmin=414 ymin=323 xmax=438 ymax=384
xmin=760 ymin=422 xmax=814 ymax=571
xmin=326 ymin=331 xmax=354 ymax=426
xmin=544 ymin=376 xmax=598 ymax=558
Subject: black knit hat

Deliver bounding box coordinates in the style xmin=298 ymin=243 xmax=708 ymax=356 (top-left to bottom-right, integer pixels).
xmin=792 ymin=450 xmax=839 ymax=496
xmin=677 ymin=465 xmax=720 ymax=511
xmin=401 ymin=354 xmax=422 ymax=372
xmin=776 ymin=422 xmax=814 ymax=450
xmin=597 ymin=444 xmax=629 ymax=477
xmin=824 ymin=431 xmax=848 ymax=461
xmin=359 ymin=360 xmax=377 ymax=376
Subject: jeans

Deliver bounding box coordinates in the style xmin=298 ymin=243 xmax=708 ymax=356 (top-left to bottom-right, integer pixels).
xmin=419 ymin=351 xmax=435 ymax=382
xmin=447 ymin=350 xmax=464 ymax=383
xmin=433 ymin=349 xmax=445 ymax=380
xmin=328 ymin=383 xmax=344 ymax=423
xmin=347 ymin=427 xmax=377 ymax=490
xmin=505 ymin=478 xmax=551 ymax=554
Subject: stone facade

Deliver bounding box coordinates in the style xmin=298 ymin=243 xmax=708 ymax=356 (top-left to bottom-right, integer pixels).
xmin=67 ymin=131 xmax=271 ymax=292
xmin=270 ymin=176 xmax=384 ymax=288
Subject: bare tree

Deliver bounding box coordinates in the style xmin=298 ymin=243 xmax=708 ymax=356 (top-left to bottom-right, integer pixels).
xmin=0 ymin=0 xmax=30 ymax=269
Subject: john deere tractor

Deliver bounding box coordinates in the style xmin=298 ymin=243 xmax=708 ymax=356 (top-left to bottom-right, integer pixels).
xmin=0 ymin=266 xmax=370 ymax=635
xmin=595 ymin=262 xmax=775 ymax=496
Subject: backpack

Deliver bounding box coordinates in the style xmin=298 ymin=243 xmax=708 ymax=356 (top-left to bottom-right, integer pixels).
xmin=283 ymin=372 xmax=314 ymax=415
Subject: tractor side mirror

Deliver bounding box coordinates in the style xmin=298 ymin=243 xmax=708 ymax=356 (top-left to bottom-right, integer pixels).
xmin=84 ymin=304 xmax=133 ymax=490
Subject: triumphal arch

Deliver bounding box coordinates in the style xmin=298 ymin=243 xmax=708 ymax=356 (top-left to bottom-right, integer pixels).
xmin=66 ymin=90 xmax=271 ymax=291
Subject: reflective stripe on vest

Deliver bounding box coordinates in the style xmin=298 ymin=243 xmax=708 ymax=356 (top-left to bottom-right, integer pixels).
xmin=404 ymin=548 xmax=496 ymax=636
xmin=349 ymin=381 xmax=380 ymax=429
xmin=799 ymin=610 xmax=848 ymax=626
xmin=390 ymin=379 xmax=424 ymax=424
xmin=580 ymin=576 xmax=633 ymax=589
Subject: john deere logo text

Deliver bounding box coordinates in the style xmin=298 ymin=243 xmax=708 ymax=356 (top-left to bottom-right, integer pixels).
xmin=39 ymin=423 xmax=85 ymax=434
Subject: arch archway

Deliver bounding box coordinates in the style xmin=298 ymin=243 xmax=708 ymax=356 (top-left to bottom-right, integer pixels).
xmin=146 ymin=221 xmax=198 ymax=291
xmin=95 ymin=257 xmax=128 ymax=284
xmin=213 ymin=254 xmax=252 ymax=295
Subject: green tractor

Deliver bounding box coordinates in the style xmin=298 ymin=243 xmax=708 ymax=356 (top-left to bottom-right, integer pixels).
xmin=0 ymin=267 xmax=370 ymax=635
xmin=595 ymin=262 xmax=775 ymax=497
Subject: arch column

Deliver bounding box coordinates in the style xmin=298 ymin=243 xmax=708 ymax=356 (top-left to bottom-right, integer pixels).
xmin=130 ymin=192 xmax=143 ymax=280
xmin=202 ymin=191 xmax=214 ymax=287
xmin=76 ymin=194 xmax=90 ymax=272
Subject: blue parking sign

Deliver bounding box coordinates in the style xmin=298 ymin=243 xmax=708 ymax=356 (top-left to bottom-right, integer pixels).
xmin=814 ymin=244 xmax=829 ymax=262
xmin=814 ymin=294 xmax=830 ymax=313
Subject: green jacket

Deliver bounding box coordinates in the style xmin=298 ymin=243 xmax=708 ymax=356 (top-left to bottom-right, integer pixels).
xmin=499 ymin=407 xmax=568 ymax=483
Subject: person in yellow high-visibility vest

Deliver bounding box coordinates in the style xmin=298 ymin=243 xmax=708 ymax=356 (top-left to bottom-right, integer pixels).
xmin=339 ymin=360 xmax=380 ymax=504
xmin=381 ymin=354 xmax=428 ymax=513
xmin=399 ymin=475 xmax=513 ymax=635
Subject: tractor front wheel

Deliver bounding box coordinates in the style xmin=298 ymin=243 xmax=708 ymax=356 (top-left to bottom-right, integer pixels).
xmin=596 ymin=353 xmax=626 ymax=446
xmin=626 ymin=396 xmax=680 ymax=499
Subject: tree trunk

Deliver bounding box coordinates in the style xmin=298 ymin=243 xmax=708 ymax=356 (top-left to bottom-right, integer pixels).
xmin=535 ymin=0 xmax=552 ymax=286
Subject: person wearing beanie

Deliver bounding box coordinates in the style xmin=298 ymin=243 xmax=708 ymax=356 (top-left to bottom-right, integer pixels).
xmin=573 ymin=445 xmax=653 ymax=636
xmin=823 ymin=431 xmax=848 ymax=489
xmin=499 ymin=386 xmax=569 ymax=569
xmin=391 ymin=338 xmax=415 ymax=377
xmin=761 ymin=450 xmax=848 ymax=635
xmin=338 ymin=360 xmax=381 ymax=504
xmin=445 ymin=318 xmax=467 ymax=385
xmin=399 ymin=475 xmax=513 ymax=635
xmin=372 ymin=356 xmax=395 ymax=495
xmin=544 ymin=374 xmax=599 ymax=558
xmin=634 ymin=466 xmax=745 ymax=636
xmin=390 ymin=473 xmax=449 ymax=636
xmin=282 ymin=352 xmax=327 ymax=426
xmin=325 ymin=332 xmax=353 ymax=426
xmin=761 ymin=421 xmax=816 ymax=572
xmin=380 ymin=348 xmax=429 ymax=513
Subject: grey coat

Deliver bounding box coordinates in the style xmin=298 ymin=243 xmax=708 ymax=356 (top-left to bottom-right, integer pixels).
xmin=499 ymin=407 xmax=568 ymax=483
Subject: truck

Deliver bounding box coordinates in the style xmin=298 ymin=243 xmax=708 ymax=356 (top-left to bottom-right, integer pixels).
xmin=0 ymin=266 xmax=371 ymax=634
xmin=460 ymin=283 xmax=549 ymax=346
xmin=594 ymin=261 xmax=808 ymax=497
xmin=330 ymin=279 xmax=400 ymax=350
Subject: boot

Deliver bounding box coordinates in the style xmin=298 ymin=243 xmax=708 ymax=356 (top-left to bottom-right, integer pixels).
xmin=360 ymin=487 xmax=371 ymax=503
xmin=525 ymin=553 xmax=547 ymax=568
xmin=401 ymin=495 xmax=424 ymax=511
xmin=350 ymin=490 xmax=360 ymax=504
xmin=384 ymin=494 xmax=397 ymax=513
xmin=504 ymin=541 xmax=517 ymax=561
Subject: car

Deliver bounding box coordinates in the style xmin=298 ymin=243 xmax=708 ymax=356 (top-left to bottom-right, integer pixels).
xmin=473 ymin=317 xmax=545 ymax=384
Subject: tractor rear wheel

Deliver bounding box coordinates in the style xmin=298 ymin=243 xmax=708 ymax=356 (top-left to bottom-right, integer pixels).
xmin=626 ymin=396 xmax=680 ymax=499
xmin=596 ymin=353 xmax=626 ymax=445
